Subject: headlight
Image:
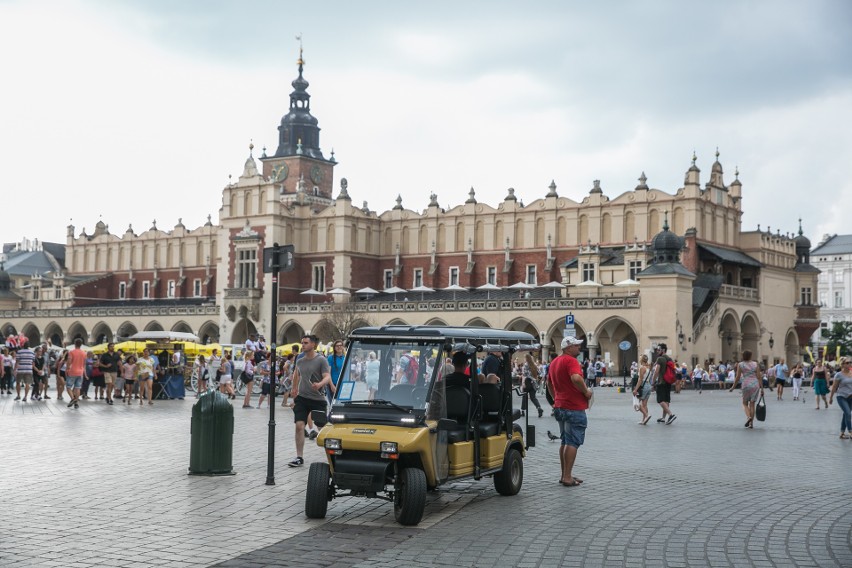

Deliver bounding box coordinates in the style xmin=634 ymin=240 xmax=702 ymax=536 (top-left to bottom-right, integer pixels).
xmin=329 ymin=413 xmax=346 ymax=422
xmin=324 ymin=438 xmax=342 ymax=450
xmin=380 ymin=441 xmax=398 ymax=453
xmin=400 ymin=417 xmax=417 ymax=425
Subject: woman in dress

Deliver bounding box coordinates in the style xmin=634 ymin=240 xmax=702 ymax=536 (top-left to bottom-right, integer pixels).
xmin=240 ymin=351 xmax=255 ymax=408
xmin=829 ymin=356 xmax=852 ymax=439
xmin=122 ymin=355 xmax=137 ymax=404
xmin=365 ymin=351 xmax=380 ymax=400
xmin=812 ymin=358 xmax=830 ymax=409
xmin=632 ymin=354 xmax=653 ymax=425
xmin=136 ymin=348 xmax=155 ymax=405
xmin=729 ymin=349 xmax=764 ymax=428
xmin=192 ymin=355 xmax=208 ymax=396
xmin=219 ymin=351 xmax=235 ymax=399
xmin=790 ymin=362 xmax=804 ymax=401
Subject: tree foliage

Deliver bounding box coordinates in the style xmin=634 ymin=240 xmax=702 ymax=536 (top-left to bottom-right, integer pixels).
xmin=821 ymin=321 xmax=852 ymax=359
xmin=313 ymin=301 xmax=374 ymax=342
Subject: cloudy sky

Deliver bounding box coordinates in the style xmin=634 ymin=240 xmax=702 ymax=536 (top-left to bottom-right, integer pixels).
xmin=2 ymin=0 xmax=851 ymax=248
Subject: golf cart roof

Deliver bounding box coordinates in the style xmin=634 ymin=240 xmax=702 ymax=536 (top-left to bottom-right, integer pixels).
xmin=348 ymin=325 xmax=539 ymax=350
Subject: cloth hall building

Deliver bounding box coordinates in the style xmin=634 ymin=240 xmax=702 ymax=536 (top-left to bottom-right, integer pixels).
xmin=1 ymin=56 xmax=820 ymax=371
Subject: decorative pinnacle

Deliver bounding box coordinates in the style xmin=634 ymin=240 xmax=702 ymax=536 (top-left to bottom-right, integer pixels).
xmin=296 ymin=33 xmax=304 ymax=70
xmin=715 ymin=147 xmax=720 ymax=160
xmin=639 ymin=172 xmax=647 ymax=185
xmin=662 ymin=211 xmax=670 ymax=231
xmin=798 ymin=218 xmax=803 ymax=236
xmin=546 ymin=180 xmax=558 ymax=197
xmin=249 ymin=139 xmax=254 ymax=155
xmin=691 ymin=151 xmax=697 ymax=165
xmin=734 ymin=166 xmax=739 ymax=180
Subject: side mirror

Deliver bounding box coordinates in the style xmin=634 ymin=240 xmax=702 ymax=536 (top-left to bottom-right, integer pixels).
xmin=311 ymin=409 xmax=328 ymax=427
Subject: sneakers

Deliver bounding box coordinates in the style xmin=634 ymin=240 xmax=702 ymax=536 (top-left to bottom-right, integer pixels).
xmin=656 ymin=418 xmax=666 ymax=423
xmin=14 ymin=396 xmax=20 ymax=401
xmin=666 ymin=414 xmax=677 ymax=425
xmin=73 ymin=402 xmax=79 ymax=409
xmin=287 ymin=456 xmax=304 ymax=468
xmin=67 ymin=399 xmax=76 ymax=408
xmin=537 ymin=407 xmax=544 ymax=418
xmin=308 ymin=429 xmax=319 ymax=440
xmin=43 ymin=395 xmax=50 ymax=399
xmin=242 ymin=405 xmax=253 ymax=409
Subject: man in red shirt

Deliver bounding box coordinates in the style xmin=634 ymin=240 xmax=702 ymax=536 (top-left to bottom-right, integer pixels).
xmin=547 ymin=336 xmax=592 ymax=487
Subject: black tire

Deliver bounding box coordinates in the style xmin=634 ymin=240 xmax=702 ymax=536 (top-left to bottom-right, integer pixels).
xmin=393 ymin=468 xmax=427 ymax=526
xmin=305 ymin=462 xmax=332 ymax=519
xmin=494 ymin=448 xmax=523 ymax=496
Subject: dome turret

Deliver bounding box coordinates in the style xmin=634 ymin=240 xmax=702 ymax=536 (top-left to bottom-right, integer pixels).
xmin=273 ymin=47 xmax=325 ymax=160
xmin=651 ymin=212 xmax=683 ymax=264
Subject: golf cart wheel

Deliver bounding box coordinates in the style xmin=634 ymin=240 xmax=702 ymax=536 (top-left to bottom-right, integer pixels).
xmin=305 ymin=462 xmax=332 ymax=519
xmin=393 ymin=468 xmax=427 ymax=526
xmin=494 ymin=448 xmax=523 ymax=496
xmin=252 ymin=380 xmax=263 ymax=395
xmin=189 ymin=375 xmax=198 ymax=393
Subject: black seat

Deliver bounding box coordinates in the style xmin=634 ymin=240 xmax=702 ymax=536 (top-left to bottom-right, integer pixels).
xmin=445 ymin=385 xmax=470 ymax=443
xmin=477 ymin=383 xmax=503 ymax=437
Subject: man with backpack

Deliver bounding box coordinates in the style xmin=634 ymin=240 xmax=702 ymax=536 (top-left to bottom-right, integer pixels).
xmin=650 ymin=343 xmax=677 ymax=425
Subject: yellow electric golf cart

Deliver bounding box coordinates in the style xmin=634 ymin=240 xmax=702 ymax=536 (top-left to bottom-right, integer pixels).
xmin=304 ymin=325 xmax=538 ymax=526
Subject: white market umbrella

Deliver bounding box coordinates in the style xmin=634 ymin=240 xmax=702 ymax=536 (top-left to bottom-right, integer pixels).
xmin=410 ymin=285 xmax=435 ymax=301
xmin=476 ymin=282 xmax=501 ymax=299
xmin=575 ymin=280 xmax=603 ymax=297
xmin=300 ymin=288 xmax=324 ymax=303
xmin=615 ymin=278 xmax=640 ymax=287
xmin=507 ymin=282 xmax=535 ymax=290
xmin=540 ymin=280 xmax=566 ymax=298
xmin=327 ymin=287 xmax=351 ymax=295
xmin=355 ymin=287 xmax=379 ymax=296
xmin=443 ymin=284 xmax=467 ymax=301
xmin=382 ymin=286 xmax=407 ymax=300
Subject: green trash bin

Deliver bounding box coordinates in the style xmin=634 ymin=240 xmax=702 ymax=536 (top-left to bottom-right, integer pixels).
xmin=189 ymin=389 xmax=235 ymax=475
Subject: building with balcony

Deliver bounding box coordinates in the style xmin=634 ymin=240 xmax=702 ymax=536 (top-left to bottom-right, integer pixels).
xmin=1 ymin=52 xmax=819 ymax=370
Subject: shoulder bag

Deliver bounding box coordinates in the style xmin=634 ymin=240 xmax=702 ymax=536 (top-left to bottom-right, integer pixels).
xmin=755 ymin=393 xmax=766 ymax=422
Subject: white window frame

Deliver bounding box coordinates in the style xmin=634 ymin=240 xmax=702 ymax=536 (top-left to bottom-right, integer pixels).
xmin=413 ymin=268 xmax=423 ymax=289
xmin=193 ymin=279 xmax=202 ymax=297
xmin=449 ymin=266 xmax=460 ymax=287
xmin=118 ymin=282 xmax=126 ymax=300
xmin=383 ymin=269 xmax=393 ymax=290
xmin=628 ymin=260 xmax=643 ymax=281
xmin=142 ymin=281 xmax=150 ymax=299
xmin=834 ymin=290 xmax=843 ymax=309
xmin=167 ymin=280 xmax=176 ymax=298
xmin=54 ymin=286 xmax=61 ymax=300
xmin=487 ymin=266 xmax=497 ymax=286
xmin=525 ymin=264 xmax=537 ymax=285
xmin=835 ymin=270 xmax=843 ymax=283
xmin=582 ymin=262 xmax=596 ymax=283
xmin=32 ymin=287 xmax=40 ymax=300
xmin=312 ymin=263 xmax=326 ymax=293
xmin=800 ymin=287 xmax=812 ymax=305
xmin=237 ymin=247 xmax=258 ymax=289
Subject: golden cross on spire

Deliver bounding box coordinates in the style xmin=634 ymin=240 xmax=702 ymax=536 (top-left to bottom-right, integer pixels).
xmin=296 ymin=33 xmax=304 ymax=66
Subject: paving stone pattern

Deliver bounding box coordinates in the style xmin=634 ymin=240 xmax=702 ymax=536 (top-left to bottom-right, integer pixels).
xmin=0 ymin=384 xmax=850 ymax=567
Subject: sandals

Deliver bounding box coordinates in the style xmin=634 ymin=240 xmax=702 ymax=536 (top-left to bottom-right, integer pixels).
xmin=559 ymin=479 xmax=583 ymax=487
xmin=642 ymin=415 xmax=652 ymax=425
xmin=841 ymin=432 xmax=849 ymax=439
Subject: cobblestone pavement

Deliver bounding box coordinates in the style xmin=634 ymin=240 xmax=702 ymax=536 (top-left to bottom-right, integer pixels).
xmin=1 ymin=382 xmax=850 ymax=567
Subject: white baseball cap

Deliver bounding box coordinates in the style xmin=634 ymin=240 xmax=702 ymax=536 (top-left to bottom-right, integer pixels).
xmin=561 ymin=336 xmax=584 ymax=349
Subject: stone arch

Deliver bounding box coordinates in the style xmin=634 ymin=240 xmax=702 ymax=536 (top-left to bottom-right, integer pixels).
xmin=278 ymin=320 xmax=305 ymax=345
xmin=784 ymin=329 xmax=800 ymax=364
xmin=383 ymin=227 xmax=393 ymax=254
xmin=351 ymin=224 xmax=359 ymax=252
xmin=719 ymin=309 xmax=740 ymax=362
xmin=648 ymin=209 xmax=661 ymax=239
xmin=418 ymin=224 xmax=428 ymax=254
xmin=310 ymin=224 xmax=319 ymax=252
xmin=243 ymin=191 xmax=251 ymax=216
xmin=401 ymin=226 xmax=410 ymax=254
xmin=425 ymin=317 xmax=448 ymax=326
xmin=514 ymin=219 xmax=525 ymax=248
xmin=464 ymin=317 xmax=491 ymax=328
xmin=44 ymin=322 xmax=64 ymax=346
xmin=144 ymin=320 xmax=164 ymax=332
xmin=624 ymin=211 xmax=636 ymax=242
xmin=170 ymin=320 xmax=193 ymax=334
xmin=436 ymin=223 xmax=446 ymax=253
xmin=601 ymin=213 xmax=612 ymax=243
xmin=673 ymin=207 xmax=685 ymax=235
xmin=197 ymin=321 xmax=220 ymax=344
xmin=544 ymin=317 xmax=589 ymax=359
xmin=557 ymin=216 xmax=567 ymax=245
xmin=116 ymin=321 xmax=138 ymax=340
xmin=593 ymin=316 xmax=639 ymax=376
xmin=578 ymin=215 xmax=588 ymax=243
xmin=312 ymin=318 xmax=341 ymax=343
xmin=327 ymin=223 xmax=336 ymax=249
xmin=455 ymin=222 xmax=465 ymax=251
xmin=1 ymin=322 xmax=17 ymax=337
xmin=494 ymin=220 xmax=504 ymax=249
xmin=90 ymin=321 xmax=113 ymax=344
xmin=386 ymin=318 xmax=409 ymax=326
xmin=505 ymin=316 xmax=538 ymax=338
xmin=67 ymin=321 xmax=89 ymax=344
xmin=258 ymin=190 xmax=266 ymax=214
xmin=365 ymin=225 xmax=373 ymax=252
xmin=475 ymin=220 xmax=484 ymax=250
xmin=231 ymin=318 xmax=257 ymax=344
xmin=740 ymin=311 xmax=761 ymax=356
xmin=230 ymin=192 xmax=238 ymax=216
xmin=21 ymin=322 xmax=41 ymax=345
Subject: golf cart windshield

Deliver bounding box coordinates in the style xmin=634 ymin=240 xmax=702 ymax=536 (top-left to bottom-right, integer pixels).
xmin=334 ymin=340 xmax=442 ymax=411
